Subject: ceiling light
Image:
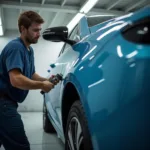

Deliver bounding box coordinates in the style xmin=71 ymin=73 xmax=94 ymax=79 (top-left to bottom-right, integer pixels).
xmin=80 ymin=0 xmax=99 ymax=14
xmin=67 ymin=0 xmax=98 ymax=32
xmin=88 ymin=15 xmax=115 ymax=18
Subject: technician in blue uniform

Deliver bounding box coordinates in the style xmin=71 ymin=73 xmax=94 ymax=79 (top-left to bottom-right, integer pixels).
xmin=0 ymin=11 xmax=57 ymax=150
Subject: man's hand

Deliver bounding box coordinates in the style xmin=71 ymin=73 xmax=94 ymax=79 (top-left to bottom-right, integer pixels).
xmin=41 ymin=81 xmax=54 ymax=93
xmin=32 ymin=73 xmax=60 ymax=85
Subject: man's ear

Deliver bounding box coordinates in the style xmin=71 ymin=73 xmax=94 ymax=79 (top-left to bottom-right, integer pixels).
xmin=20 ymin=25 xmax=25 ymax=33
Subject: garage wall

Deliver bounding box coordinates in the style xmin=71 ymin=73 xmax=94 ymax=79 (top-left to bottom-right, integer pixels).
xmin=0 ymin=30 xmax=64 ymax=112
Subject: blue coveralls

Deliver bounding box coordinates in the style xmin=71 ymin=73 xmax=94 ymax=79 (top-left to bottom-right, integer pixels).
xmin=0 ymin=37 xmax=35 ymax=150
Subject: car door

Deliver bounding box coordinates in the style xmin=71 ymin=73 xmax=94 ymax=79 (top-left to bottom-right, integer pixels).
xmin=46 ymin=25 xmax=81 ymax=130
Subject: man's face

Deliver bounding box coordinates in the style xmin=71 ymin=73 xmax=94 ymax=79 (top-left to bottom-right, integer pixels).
xmin=23 ymin=22 xmax=42 ymax=44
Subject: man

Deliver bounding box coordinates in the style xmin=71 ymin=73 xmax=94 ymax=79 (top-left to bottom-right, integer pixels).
xmin=0 ymin=11 xmax=57 ymax=150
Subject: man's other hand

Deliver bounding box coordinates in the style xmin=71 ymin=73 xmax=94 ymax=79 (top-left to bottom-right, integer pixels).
xmin=42 ymin=81 xmax=54 ymax=93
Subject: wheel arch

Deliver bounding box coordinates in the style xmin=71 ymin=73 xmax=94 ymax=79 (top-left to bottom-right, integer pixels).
xmin=61 ymin=82 xmax=80 ymax=134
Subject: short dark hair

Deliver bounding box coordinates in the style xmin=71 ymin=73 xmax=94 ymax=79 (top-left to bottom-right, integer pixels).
xmin=18 ymin=11 xmax=44 ymax=33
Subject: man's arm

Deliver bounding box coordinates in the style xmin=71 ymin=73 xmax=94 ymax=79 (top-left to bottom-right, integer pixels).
xmin=9 ymin=69 xmax=54 ymax=92
xmin=32 ymin=73 xmax=48 ymax=81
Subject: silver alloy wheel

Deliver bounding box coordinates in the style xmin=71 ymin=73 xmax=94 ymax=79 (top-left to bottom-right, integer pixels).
xmin=67 ymin=117 xmax=84 ymax=150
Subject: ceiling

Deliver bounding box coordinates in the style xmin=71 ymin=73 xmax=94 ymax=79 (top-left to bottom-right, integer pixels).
xmin=0 ymin=0 xmax=150 ymax=34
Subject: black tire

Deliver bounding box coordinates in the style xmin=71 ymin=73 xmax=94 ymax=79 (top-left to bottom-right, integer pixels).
xmin=43 ymin=101 xmax=56 ymax=133
xmin=65 ymin=101 xmax=93 ymax=150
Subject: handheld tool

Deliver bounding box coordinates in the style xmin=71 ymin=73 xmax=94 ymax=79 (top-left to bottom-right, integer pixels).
xmin=40 ymin=73 xmax=63 ymax=95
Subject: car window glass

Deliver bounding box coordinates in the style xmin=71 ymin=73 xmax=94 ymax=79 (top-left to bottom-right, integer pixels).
xmin=58 ymin=25 xmax=80 ymax=57
xmin=69 ymin=25 xmax=80 ymax=42
xmin=58 ymin=43 xmax=66 ymax=57
xmin=87 ymin=16 xmax=115 ymax=27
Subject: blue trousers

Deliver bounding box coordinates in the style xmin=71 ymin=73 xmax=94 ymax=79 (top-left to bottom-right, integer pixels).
xmin=0 ymin=97 xmax=30 ymax=150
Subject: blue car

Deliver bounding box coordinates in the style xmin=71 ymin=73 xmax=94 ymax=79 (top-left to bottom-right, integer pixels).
xmin=42 ymin=7 xmax=150 ymax=150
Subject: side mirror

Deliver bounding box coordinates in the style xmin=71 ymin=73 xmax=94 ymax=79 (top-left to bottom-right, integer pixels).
xmin=42 ymin=26 xmax=76 ymax=46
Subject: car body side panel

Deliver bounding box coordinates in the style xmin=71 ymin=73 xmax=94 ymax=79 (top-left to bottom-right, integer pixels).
xmin=72 ymin=32 xmax=150 ymax=149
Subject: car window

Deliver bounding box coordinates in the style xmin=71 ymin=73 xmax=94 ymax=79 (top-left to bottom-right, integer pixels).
xmin=58 ymin=43 xmax=68 ymax=57
xmin=58 ymin=25 xmax=80 ymax=57
xmin=69 ymin=25 xmax=80 ymax=42
xmin=87 ymin=16 xmax=115 ymax=27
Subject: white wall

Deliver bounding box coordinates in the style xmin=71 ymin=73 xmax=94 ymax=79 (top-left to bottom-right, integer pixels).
xmin=0 ymin=30 xmax=64 ymax=112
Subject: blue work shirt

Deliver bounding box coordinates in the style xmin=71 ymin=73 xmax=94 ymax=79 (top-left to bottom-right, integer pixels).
xmin=0 ymin=37 xmax=35 ymax=103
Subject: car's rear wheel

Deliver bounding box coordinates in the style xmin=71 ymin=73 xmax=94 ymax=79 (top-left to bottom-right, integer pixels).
xmin=43 ymin=101 xmax=56 ymax=133
xmin=65 ymin=101 xmax=93 ymax=150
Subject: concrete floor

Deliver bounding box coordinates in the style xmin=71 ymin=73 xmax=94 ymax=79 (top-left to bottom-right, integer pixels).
xmin=1 ymin=112 xmax=64 ymax=150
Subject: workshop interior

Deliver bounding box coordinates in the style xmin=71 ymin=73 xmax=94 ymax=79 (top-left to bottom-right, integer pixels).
xmin=0 ymin=0 xmax=150 ymax=150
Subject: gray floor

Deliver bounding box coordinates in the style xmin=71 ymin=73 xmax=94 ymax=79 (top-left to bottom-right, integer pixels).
xmin=1 ymin=112 xmax=64 ymax=150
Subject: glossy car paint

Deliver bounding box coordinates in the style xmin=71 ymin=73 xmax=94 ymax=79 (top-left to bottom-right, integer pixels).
xmin=45 ymin=7 xmax=150 ymax=149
